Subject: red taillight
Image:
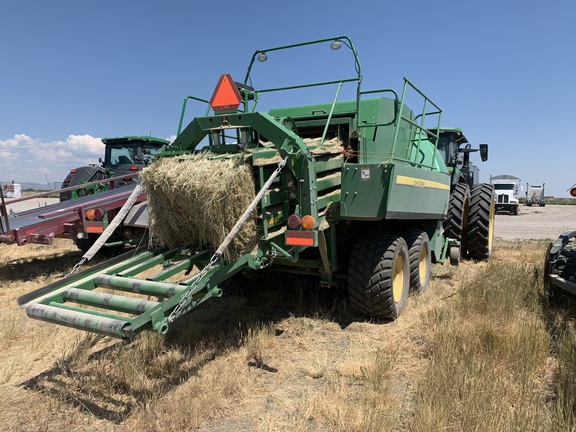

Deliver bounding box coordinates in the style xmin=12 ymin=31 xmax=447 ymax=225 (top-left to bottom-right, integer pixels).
xmin=287 ymin=214 xmax=302 ymax=229
xmin=130 ymin=166 xmax=138 ymax=171
xmin=70 ymin=169 xmax=77 ymax=174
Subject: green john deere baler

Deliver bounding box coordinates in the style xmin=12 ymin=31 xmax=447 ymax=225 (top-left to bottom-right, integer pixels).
xmin=17 ymin=36 xmax=491 ymax=339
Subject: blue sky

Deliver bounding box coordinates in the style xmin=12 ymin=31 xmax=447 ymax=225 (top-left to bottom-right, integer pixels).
xmin=1 ymin=0 xmax=575 ymax=196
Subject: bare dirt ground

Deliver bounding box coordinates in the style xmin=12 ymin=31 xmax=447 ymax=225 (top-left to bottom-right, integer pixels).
xmin=494 ymin=204 xmax=576 ymax=240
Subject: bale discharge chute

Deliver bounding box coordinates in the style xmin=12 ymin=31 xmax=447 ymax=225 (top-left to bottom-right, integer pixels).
xmin=19 ymin=36 xmax=476 ymax=339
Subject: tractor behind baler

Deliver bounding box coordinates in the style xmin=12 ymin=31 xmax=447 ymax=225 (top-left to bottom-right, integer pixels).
xmin=17 ymin=36 xmax=495 ymax=339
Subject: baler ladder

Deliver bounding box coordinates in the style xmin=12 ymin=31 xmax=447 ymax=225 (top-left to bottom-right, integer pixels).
xmin=18 ymin=159 xmax=288 ymax=339
xmin=18 ymin=246 xmax=225 ymax=339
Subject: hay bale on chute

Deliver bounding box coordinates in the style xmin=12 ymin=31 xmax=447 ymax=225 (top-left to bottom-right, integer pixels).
xmin=139 ymin=153 xmax=257 ymax=261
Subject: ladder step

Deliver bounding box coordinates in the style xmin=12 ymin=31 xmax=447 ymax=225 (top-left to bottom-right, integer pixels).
xmin=64 ymin=288 xmax=160 ymax=315
xmin=95 ymin=275 xmax=188 ymax=298
xmin=26 ymin=303 xmax=133 ymax=338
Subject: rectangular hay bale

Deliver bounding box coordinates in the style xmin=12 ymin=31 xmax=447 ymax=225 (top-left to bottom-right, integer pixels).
xmin=140 ymin=153 xmax=257 ymax=261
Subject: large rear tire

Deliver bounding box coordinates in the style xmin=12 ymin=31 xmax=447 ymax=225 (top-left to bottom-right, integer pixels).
xmin=466 ymin=183 xmax=495 ymax=261
xmin=60 ymin=166 xmax=108 ymax=201
xmin=404 ymin=230 xmax=431 ymax=294
xmin=444 ymin=183 xmax=470 ymax=244
xmin=348 ymin=234 xmax=410 ymax=320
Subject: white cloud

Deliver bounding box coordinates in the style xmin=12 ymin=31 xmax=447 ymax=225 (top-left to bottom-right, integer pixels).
xmin=0 ymin=134 xmax=104 ymax=185
xmin=0 ymin=133 xmax=176 ymax=187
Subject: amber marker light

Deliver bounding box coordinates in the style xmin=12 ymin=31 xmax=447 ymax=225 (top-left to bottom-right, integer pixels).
xmin=86 ymin=208 xmax=104 ymax=221
xmin=570 ymin=187 xmax=576 ymax=197
xmin=301 ymin=215 xmax=316 ymax=230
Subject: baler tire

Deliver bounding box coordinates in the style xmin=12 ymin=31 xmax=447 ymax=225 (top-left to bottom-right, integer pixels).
xmin=466 ymin=183 xmax=495 ymax=261
xmin=347 ymin=234 xmax=410 ymax=320
xmin=444 ymin=183 xmax=470 ymax=255
xmin=404 ymin=230 xmax=431 ymax=294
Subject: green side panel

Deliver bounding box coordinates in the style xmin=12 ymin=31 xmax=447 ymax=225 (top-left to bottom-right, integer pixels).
xmin=340 ymin=163 xmax=449 ymax=220
xmin=386 ymin=164 xmax=450 ymax=219
xmin=340 ymin=163 xmax=392 ymax=220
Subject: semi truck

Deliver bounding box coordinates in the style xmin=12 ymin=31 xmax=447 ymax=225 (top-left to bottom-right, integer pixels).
xmin=490 ymin=174 xmax=521 ymax=215
xmin=526 ymin=183 xmax=545 ymax=207
xmin=17 ymin=36 xmax=495 ymax=339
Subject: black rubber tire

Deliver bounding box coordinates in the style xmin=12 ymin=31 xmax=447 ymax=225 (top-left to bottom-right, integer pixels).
xmin=404 ymin=230 xmax=431 ymax=294
xmin=554 ymin=237 xmax=576 ymax=282
xmin=466 ymin=183 xmax=495 ymax=261
xmin=60 ymin=166 xmax=108 ymax=201
xmin=526 ymin=199 xmax=532 ymax=207
xmin=444 ymin=183 xmax=470 ymax=243
xmin=348 ymin=234 xmax=410 ymax=320
xmin=73 ymin=235 xmax=98 ymax=253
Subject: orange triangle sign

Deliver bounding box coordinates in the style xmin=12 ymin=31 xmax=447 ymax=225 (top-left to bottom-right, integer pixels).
xmin=209 ymin=74 xmax=242 ymax=111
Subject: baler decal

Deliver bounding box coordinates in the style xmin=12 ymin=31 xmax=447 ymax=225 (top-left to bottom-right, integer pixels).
xmin=395 ymin=175 xmax=450 ymax=191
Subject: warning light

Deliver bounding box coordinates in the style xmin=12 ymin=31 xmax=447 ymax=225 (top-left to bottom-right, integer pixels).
xmin=570 ymin=187 xmax=576 ymax=197
xmin=301 ymin=215 xmax=316 ymax=230
xmin=209 ymin=74 xmax=242 ymax=112
xmin=86 ymin=208 xmax=104 ymax=221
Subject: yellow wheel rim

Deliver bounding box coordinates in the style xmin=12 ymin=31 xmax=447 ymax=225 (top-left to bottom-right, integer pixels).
xmin=488 ymin=199 xmax=495 ymax=252
xmin=392 ymin=254 xmax=405 ymax=303
xmin=418 ymin=244 xmax=429 ymax=286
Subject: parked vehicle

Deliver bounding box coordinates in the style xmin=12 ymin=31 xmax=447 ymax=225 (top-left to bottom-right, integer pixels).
xmin=526 ymin=183 xmax=545 ymax=207
xmin=490 ymin=174 xmax=521 ymax=215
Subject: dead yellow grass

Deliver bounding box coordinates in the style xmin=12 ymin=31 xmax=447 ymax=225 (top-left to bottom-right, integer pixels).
xmin=1 ymin=239 xmax=576 ymax=431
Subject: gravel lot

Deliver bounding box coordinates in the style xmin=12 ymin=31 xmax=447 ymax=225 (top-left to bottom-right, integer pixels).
xmin=494 ymin=204 xmax=576 ymax=241
xmin=4 ymin=197 xmax=59 ymax=213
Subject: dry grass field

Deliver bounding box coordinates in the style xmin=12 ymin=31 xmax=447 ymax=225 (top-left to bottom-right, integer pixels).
xmin=2 ymin=237 xmax=576 ymax=431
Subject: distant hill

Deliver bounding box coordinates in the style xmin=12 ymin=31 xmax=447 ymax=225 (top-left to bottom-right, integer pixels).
xmin=0 ymin=181 xmax=60 ymax=191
